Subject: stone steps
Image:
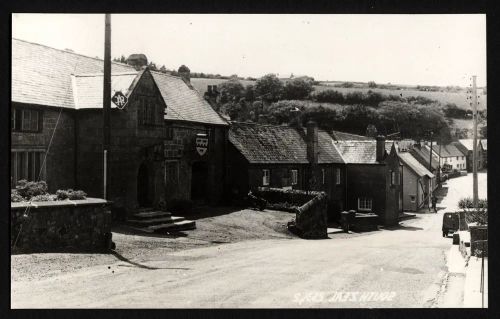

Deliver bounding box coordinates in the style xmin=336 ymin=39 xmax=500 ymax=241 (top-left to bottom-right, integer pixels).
xmin=127 ymin=216 xmax=184 ymax=226
xmin=127 ymin=209 xmax=195 ymax=233
xmin=147 ymin=220 xmax=197 ymax=232
xmin=132 ymin=211 xmax=172 ymax=219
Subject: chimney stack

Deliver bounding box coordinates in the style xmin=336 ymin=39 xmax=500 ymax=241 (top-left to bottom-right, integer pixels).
xmin=126 ymin=54 xmax=148 ymax=71
xmin=307 ymin=120 xmax=319 ymax=164
xmin=376 ymin=135 xmax=386 ymax=162
xmin=178 ymin=65 xmax=191 ymax=87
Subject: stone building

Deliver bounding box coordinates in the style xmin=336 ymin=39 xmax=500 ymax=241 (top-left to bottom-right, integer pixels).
xmin=334 ymin=137 xmax=403 ymax=226
xmin=455 ymin=139 xmax=485 ymax=172
xmin=11 ymin=39 xmax=228 ymax=214
xmin=398 ymin=152 xmax=435 ymax=212
xmin=227 ymin=121 xmax=346 ymax=220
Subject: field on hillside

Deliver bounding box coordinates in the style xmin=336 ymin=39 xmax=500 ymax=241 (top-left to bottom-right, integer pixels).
xmin=190 ymin=78 xmax=487 ymax=111
xmin=314 ymin=84 xmax=487 ymax=111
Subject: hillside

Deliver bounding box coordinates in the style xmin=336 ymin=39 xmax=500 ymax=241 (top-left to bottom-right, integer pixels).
xmin=191 ymin=78 xmax=487 ymax=111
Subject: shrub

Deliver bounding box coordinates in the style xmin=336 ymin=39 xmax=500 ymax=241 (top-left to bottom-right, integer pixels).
xmin=15 ymin=180 xmax=48 ymax=199
xmin=458 ymin=197 xmax=488 ymax=226
xmin=31 ymin=194 xmax=57 ymax=202
xmin=11 ymin=189 xmax=25 ymax=202
xmin=56 ymin=189 xmax=87 ymax=200
xmin=458 ymin=197 xmax=487 ymax=209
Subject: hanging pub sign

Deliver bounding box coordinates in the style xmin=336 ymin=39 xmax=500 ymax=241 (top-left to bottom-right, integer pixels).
xmin=112 ymin=91 xmax=128 ymax=109
xmin=195 ymin=133 xmax=209 ymax=156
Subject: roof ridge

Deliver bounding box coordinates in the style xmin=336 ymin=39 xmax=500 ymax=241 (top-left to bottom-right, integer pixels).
xmin=74 ymin=71 xmax=139 ymax=77
xmin=13 ymin=37 xmax=135 ymax=70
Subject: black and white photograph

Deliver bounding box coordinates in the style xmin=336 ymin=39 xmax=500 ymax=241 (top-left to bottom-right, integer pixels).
xmin=9 ymin=13 xmax=487 ymax=309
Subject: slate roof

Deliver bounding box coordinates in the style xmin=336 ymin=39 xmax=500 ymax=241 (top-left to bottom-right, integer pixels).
xmin=398 ymin=152 xmax=434 ymax=178
xmin=12 ymin=38 xmax=228 ymax=126
xmin=334 ymin=140 xmax=385 ymax=164
xmin=151 ymin=72 xmax=227 ymax=125
xmin=331 ymin=130 xmax=372 ymax=141
xmin=72 ymin=72 xmax=140 ymax=109
xmin=12 ymin=38 xmax=132 ymax=108
xmin=458 ymin=139 xmax=477 ymax=151
xmin=453 ymin=141 xmax=470 ymax=157
xmin=229 ymin=122 xmax=344 ymax=164
xmin=430 ymin=144 xmax=465 ymax=158
xmin=410 ymin=147 xmax=439 ymax=170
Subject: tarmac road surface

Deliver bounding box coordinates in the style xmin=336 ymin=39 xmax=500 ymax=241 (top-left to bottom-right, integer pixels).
xmin=11 ymin=173 xmax=486 ymax=308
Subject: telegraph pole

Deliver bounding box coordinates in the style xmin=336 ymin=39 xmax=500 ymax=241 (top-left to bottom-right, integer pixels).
xmin=472 ymin=76 xmax=478 ymax=208
xmin=103 ymin=14 xmax=111 ymax=199
xmin=428 ymin=131 xmax=434 ymax=172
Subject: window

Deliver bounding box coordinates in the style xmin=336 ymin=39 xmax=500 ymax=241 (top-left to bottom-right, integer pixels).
xmin=336 ymin=168 xmax=341 ymax=185
xmin=291 ymin=169 xmax=298 ymax=185
xmin=138 ymin=96 xmax=161 ymax=126
xmin=456 ymin=156 xmax=459 ymax=160
xmin=262 ymin=169 xmax=270 ymax=186
xmin=390 ymin=170 xmax=396 ymax=185
xmin=322 ymin=169 xmax=325 ymax=185
xmin=358 ymin=197 xmax=373 ymax=211
xmin=166 ymin=126 xmax=174 ymax=140
xmin=11 ymin=150 xmax=45 ymax=187
xmin=165 ymin=161 xmax=179 ymax=183
xmin=410 ymin=195 xmax=416 ymax=203
xmin=12 ymin=108 xmax=41 ymax=132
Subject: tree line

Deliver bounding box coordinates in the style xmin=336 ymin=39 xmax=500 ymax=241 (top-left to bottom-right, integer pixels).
xmin=206 ymin=74 xmax=457 ymax=143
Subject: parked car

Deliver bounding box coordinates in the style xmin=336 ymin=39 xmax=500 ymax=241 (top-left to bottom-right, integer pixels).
xmin=442 ymin=212 xmax=459 ymax=237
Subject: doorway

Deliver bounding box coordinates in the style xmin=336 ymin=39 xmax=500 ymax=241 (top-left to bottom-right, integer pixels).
xmin=191 ymin=161 xmax=208 ymax=203
xmin=137 ymin=162 xmax=150 ymax=207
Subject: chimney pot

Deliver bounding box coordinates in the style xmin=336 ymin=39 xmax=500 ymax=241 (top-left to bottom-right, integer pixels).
xmin=126 ymin=54 xmax=148 ymax=71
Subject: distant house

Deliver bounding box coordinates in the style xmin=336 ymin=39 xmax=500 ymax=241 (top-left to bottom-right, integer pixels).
xmin=227 ymin=121 xmax=345 ymax=220
xmin=333 ymin=136 xmax=402 ymax=226
xmin=426 ymin=144 xmax=466 ymax=172
xmin=398 ymin=152 xmax=435 ymax=212
xmin=455 ymin=139 xmax=484 ymax=172
xmin=410 ymin=144 xmax=438 ymax=169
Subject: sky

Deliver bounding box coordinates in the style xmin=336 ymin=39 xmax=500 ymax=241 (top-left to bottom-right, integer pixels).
xmin=12 ymin=14 xmax=486 ymax=87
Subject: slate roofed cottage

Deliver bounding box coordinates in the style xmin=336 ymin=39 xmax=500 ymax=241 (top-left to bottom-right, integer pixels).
xmin=426 ymin=143 xmax=466 ymax=172
xmin=11 ymin=38 xmax=229 ymax=215
xmin=227 ymin=121 xmax=346 ymax=220
xmin=398 ymin=152 xmax=436 ymax=212
xmin=333 ymin=137 xmax=402 ymax=226
xmin=455 ymin=139 xmax=485 ymax=172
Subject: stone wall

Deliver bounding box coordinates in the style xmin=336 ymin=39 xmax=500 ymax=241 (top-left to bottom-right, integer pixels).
xmin=294 ymin=191 xmax=328 ymax=239
xmin=11 ymin=198 xmax=113 ymax=253
xmin=469 ymin=225 xmax=488 ymax=257
xmin=253 ymin=188 xmax=328 ymax=239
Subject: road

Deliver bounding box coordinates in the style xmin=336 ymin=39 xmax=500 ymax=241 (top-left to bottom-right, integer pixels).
xmin=11 ymin=173 xmax=487 ymax=308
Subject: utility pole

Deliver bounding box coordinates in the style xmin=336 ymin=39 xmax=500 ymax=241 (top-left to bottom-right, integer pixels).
xmin=428 ymin=131 xmax=434 ymax=172
xmin=472 ymin=76 xmax=478 ymax=209
xmin=103 ymin=13 xmax=111 ymax=199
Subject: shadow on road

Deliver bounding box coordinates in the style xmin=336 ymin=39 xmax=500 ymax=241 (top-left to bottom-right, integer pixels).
xmin=112 ymin=224 xmax=190 ymax=239
xmin=111 ymin=251 xmax=191 ymax=271
xmin=383 ymin=224 xmax=423 ymax=231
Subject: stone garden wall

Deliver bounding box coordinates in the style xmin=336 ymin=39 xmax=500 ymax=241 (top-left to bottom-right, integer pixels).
xmin=11 ymin=198 xmax=113 ymax=253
